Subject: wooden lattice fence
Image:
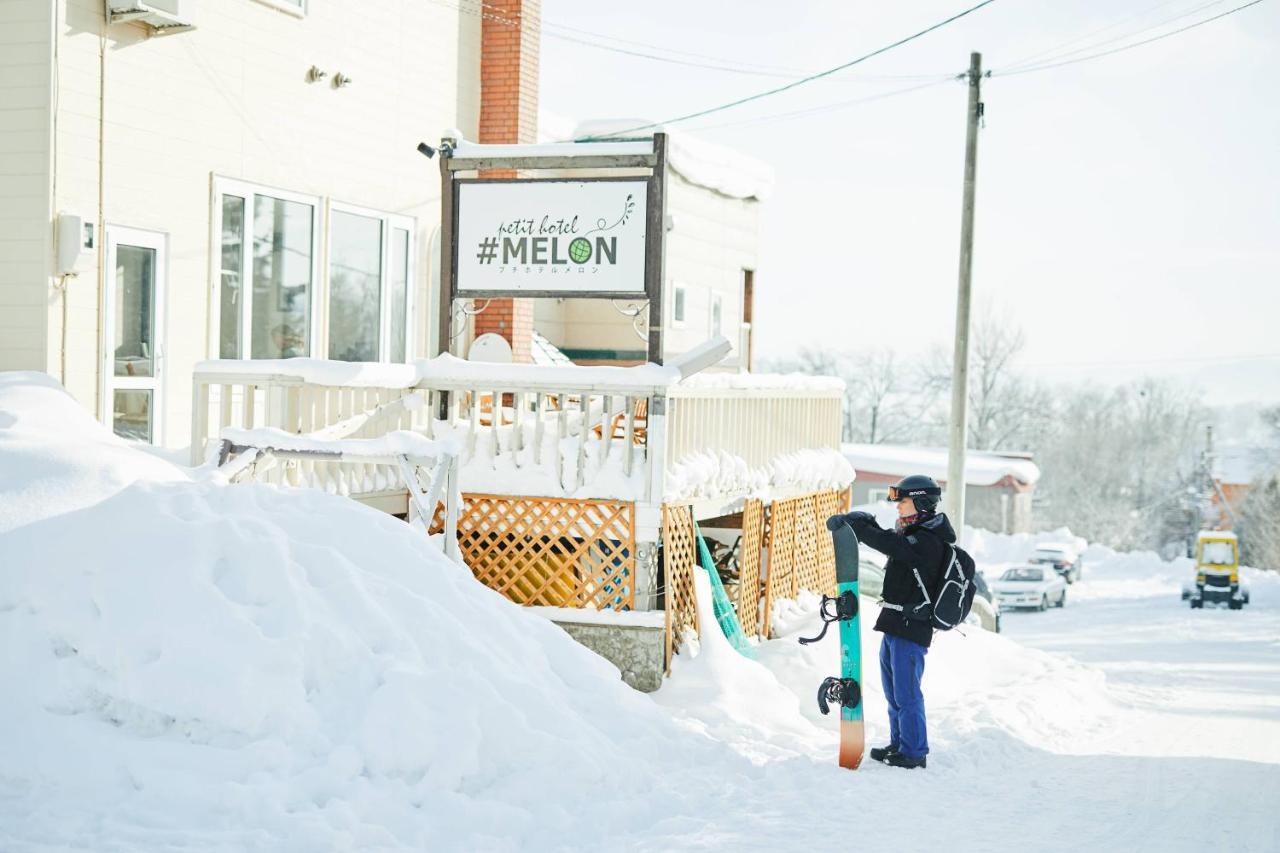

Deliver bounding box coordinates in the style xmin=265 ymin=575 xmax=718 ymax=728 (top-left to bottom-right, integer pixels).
xmin=736 ymin=499 xmax=765 ymax=638
xmin=661 ymin=504 xmax=699 ymax=673
xmin=760 ymin=489 xmax=842 ymax=638
xmin=432 ymin=494 xmax=636 ymax=610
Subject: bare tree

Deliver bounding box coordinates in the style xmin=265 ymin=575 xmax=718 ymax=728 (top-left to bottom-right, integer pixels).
xmin=1238 ymin=472 xmax=1280 ymax=569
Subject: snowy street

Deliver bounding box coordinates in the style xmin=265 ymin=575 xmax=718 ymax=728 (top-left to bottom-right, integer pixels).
xmin=648 ymin=548 xmax=1280 ymax=853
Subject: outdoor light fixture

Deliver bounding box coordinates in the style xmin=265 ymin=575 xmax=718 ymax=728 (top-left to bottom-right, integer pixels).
xmin=306 ymin=65 xmax=327 ymax=83
xmin=417 ymin=142 xmax=437 ymax=159
xmin=333 ymin=72 xmax=353 ymax=88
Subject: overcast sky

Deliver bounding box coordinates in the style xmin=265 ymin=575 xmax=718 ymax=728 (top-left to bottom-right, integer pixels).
xmin=537 ymin=0 xmax=1280 ymax=405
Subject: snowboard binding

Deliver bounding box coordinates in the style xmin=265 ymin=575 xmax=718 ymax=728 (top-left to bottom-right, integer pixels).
xmin=816 ymin=676 xmax=862 ymax=715
xmin=797 ymin=590 xmax=859 ymax=645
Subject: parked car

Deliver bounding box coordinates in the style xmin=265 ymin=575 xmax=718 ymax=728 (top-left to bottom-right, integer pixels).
xmin=1028 ymin=543 xmax=1083 ymax=584
xmin=991 ymin=565 xmax=1067 ymax=611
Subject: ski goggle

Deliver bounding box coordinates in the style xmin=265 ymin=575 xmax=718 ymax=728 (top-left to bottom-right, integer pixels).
xmin=887 ymin=485 xmax=941 ymax=502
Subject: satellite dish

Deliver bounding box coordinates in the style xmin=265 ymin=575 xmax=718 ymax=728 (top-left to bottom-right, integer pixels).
xmin=469 ymin=333 xmax=513 ymax=363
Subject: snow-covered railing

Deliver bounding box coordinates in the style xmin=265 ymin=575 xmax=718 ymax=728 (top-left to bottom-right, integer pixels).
xmin=215 ymin=429 xmax=461 ymax=559
xmin=189 ymin=338 xmax=846 ymax=507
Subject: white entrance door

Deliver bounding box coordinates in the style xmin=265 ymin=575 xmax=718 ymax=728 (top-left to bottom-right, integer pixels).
xmin=101 ymin=226 xmax=166 ymax=444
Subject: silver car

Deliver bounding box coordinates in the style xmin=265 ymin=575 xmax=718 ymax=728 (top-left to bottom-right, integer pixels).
xmin=991 ymin=565 xmax=1068 ymax=611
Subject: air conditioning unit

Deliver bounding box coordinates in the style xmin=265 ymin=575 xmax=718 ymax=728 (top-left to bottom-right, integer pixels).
xmin=106 ymin=0 xmax=194 ymax=32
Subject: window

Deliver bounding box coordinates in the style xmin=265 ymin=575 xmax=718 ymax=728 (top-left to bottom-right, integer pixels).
xmin=213 ymin=181 xmax=415 ymax=364
xmin=215 ymin=179 xmax=319 ymax=360
xmin=868 ymin=488 xmax=891 ymax=503
xmin=710 ymin=292 xmax=723 ymax=337
xmin=672 ymin=284 xmax=687 ymax=325
xmin=328 ymin=202 xmax=415 ymax=363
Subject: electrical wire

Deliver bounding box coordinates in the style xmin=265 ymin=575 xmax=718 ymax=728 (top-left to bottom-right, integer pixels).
xmin=994 ymin=0 xmax=1268 ymax=77
xmin=682 ymin=78 xmax=954 ymax=133
xmin=436 ymin=0 xmax=958 ymax=83
xmin=574 ymin=0 xmax=1000 ymax=140
xmin=998 ymin=0 xmax=1221 ymax=71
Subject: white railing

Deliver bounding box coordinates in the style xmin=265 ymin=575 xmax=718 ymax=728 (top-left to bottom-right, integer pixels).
xmin=665 ymin=386 xmax=843 ymax=470
xmin=189 ymin=340 xmax=845 ymax=507
xmin=214 ymin=430 xmax=462 ymax=559
xmin=192 ymin=369 xmax=669 ymax=502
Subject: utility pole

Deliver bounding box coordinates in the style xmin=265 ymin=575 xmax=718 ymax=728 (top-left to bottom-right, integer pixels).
xmin=945 ymin=52 xmax=984 ymax=533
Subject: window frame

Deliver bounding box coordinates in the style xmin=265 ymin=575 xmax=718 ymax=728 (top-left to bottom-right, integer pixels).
xmin=671 ymin=282 xmax=687 ymax=328
xmin=709 ymin=291 xmax=724 ymax=338
xmin=326 ymin=199 xmax=417 ymax=363
xmin=867 ymin=488 xmax=891 ymax=503
xmin=210 ymin=176 xmax=322 ymax=360
xmin=253 ymin=0 xmax=307 ymax=18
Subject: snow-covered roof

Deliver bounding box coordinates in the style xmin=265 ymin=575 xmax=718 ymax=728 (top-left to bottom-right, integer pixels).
xmin=842 ymin=443 xmax=1041 ymax=487
xmin=1214 ymin=445 xmax=1273 ymax=485
xmin=530 ymin=331 xmax=574 ymax=368
xmin=573 ymin=119 xmax=774 ymax=201
xmin=531 ymin=112 xmax=774 ymax=201
xmin=1197 ymin=529 xmax=1238 ymax=540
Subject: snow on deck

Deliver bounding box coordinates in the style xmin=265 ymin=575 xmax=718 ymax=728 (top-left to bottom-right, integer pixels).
xmin=843 ymin=442 xmax=1041 ymax=486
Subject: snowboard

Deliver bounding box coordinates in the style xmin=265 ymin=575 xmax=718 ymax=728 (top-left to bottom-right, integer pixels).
xmin=799 ymin=517 xmax=864 ymax=769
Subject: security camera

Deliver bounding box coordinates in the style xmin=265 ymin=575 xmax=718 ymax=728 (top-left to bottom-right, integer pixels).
xmin=417 ymin=142 xmax=436 ymax=159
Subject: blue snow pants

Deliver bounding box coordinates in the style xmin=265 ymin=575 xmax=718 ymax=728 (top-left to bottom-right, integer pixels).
xmin=879 ymin=633 xmax=929 ymax=758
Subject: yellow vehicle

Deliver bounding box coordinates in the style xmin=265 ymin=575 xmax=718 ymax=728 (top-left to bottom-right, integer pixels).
xmin=1186 ymin=531 xmax=1249 ymax=610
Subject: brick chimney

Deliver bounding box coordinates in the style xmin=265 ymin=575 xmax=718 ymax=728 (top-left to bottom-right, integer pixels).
xmin=473 ymin=0 xmax=540 ymax=363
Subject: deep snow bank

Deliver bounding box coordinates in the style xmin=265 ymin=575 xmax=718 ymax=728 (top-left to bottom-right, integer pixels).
xmin=0 ymin=374 xmax=730 ymax=851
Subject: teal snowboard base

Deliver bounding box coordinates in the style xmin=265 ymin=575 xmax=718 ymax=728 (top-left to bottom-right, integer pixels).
xmin=799 ymin=517 xmax=864 ymax=769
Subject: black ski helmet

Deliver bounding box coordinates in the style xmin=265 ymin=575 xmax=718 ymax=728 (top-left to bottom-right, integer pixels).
xmin=888 ymin=474 xmax=942 ymax=513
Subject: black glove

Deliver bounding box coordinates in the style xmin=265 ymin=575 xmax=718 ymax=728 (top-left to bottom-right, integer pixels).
xmin=846 ymin=510 xmax=876 ymax=525
xmin=825 ymin=515 xmax=844 ymax=531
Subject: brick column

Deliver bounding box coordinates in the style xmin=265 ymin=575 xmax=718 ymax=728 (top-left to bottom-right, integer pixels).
xmin=473 ymin=0 xmax=540 ymax=363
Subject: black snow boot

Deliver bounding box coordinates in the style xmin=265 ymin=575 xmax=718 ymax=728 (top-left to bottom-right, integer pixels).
xmin=869 ymin=745 xmax=899 ymax=763
xmin=884 ymin=752 xmax=927 ymax=770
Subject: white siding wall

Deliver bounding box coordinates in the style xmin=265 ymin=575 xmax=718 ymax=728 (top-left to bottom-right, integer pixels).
xmin=0 ymin=0 xmax=53 ymax=372
xmin=535 ymin=168 xmax=760 ymax=367
xmin=53 ymin=0 xmax=481 ymax=447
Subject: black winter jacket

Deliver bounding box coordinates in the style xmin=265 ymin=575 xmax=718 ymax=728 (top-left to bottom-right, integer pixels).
xmin=844 ymin=511 xmax=957 ymax=648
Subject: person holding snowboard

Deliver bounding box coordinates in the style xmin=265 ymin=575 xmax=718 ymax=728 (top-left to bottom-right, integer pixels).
xmin=838 ymin=474 xmax=956 ymax=769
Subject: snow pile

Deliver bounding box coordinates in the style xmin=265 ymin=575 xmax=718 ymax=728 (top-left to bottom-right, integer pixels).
xmin=0 ymin=372 xmax=189 ymax=534
xmin=665 ymin=449 xmax=768 ymax=502
xmin=768 ymin=449 xmax=855 ymax=494
xmin=664 ymin=448 xmax=854 ymax=503
xmin=0 ymin=374 xmax=731 ymax=850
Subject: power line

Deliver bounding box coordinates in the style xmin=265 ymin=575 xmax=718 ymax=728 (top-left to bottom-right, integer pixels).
xmin=683 ymin=78 xmax=953 ymax=133
xmin=995 ymin=0 xmax=1268 ymax=77
xmin=542 ymin=27 xmax=953 ymax=82
xmin=573 ymin=0 xmax=1000 ymax=140
xmin=1001 ymin=0 xmax=1232 ymax=72
xmin=439 ymin=0 xmax=959 ymax=83
xmin=999 ymin=0 xmax=1218 ymax=71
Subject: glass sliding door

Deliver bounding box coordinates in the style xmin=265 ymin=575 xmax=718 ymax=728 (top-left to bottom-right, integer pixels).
xmin=252 ymin=195 xmax=314 ymax=359
xmin=218 ymin=194 xmax=245 ymax=359
xmin=388 ymin=226 xmax=411 ymax=363
xmin=103 ymin=226 xmax=166 ymax=443
xmin=328 ymin=209 xmax=383 ymax=362
xmin=326 ymin=203 xmax=414 ymax=363
xmin=214 ymin=179 xmax=319 ymax=361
